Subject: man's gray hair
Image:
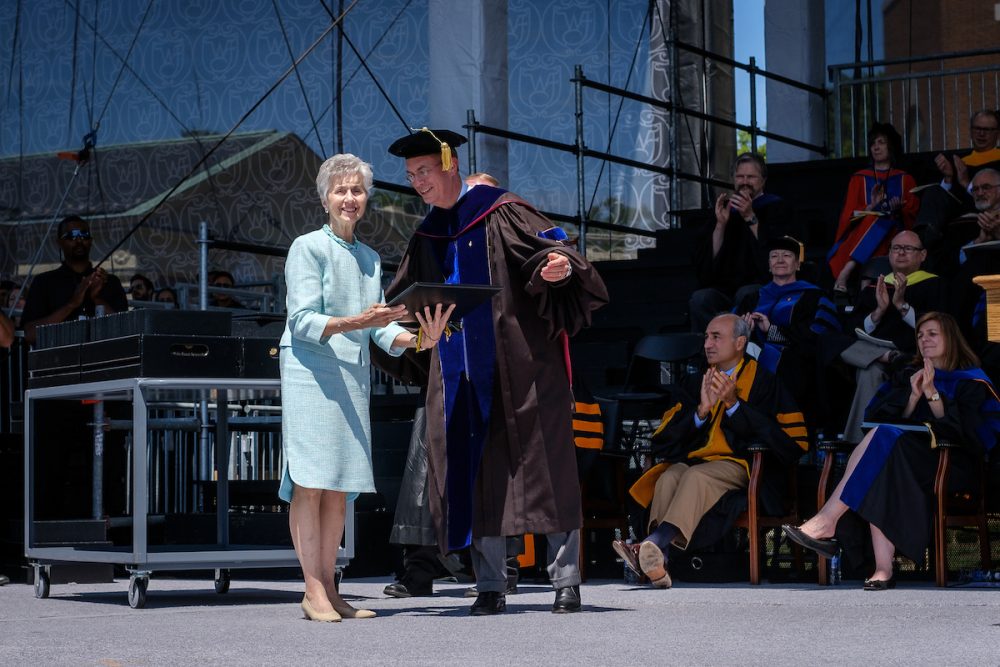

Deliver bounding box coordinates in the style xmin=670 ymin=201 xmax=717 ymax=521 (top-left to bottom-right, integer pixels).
xmin=732 ymin=315 xmax=751 ymax=340
xmin=711 ymin=312 xmax=751 ymax=340
xmin=973 ymin=167 xmax=1000 ymax=184
xmin=316 ymin=153 xmax=374 ymax=204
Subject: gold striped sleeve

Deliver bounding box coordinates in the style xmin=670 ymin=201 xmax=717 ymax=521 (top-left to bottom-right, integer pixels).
xmin=572 ymin=420 xmax=604 ymax=434
xmin=777 ymin=411 xmax=809 ymax=451
xmin=574 ymin=436 xmax=604 ymax=450
xmin=651 ymin=403 xmax=683 ymax=438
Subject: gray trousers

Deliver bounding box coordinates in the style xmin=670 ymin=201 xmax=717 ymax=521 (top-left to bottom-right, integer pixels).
xmin=843 ymin=362 xmax=887 ymax=443
xmin=471 ymin=530 xmax=581 ymax=592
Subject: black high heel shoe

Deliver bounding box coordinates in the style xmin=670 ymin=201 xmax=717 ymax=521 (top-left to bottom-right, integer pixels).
xmin=782 ymin=524 xmax=839 ymax=559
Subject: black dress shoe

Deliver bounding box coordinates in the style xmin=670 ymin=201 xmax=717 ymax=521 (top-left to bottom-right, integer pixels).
xmin=552 ymin=585 xmax=581 ymax=614
xmin=464 ymin=581 xmax=519 ymax=598
xmin=383 ymin=581 xmax=433 ymax=598
xmin=863 ymin=577 xmax=896 ymax=591
xmin=470 ymin=591 xmax=506 ymax=616
xmin=782 ymin=524 xmax=839 ymax=559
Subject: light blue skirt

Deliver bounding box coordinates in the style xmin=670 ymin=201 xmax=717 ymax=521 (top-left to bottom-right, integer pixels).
xmin=278 ymin=345 xmax=374 ymax=503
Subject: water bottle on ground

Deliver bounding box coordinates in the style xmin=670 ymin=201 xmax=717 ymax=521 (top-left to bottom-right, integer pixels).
xmin=829 ymin=550 xmax=841 ymax=585
xmin=622 ymin=540 xmax=639 ymax=584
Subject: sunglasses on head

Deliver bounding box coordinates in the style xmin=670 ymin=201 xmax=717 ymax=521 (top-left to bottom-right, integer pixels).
xmin=60 ymin=229 xmax=92 ymax=240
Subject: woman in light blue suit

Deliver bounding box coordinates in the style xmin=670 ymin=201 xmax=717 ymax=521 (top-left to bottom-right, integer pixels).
xmin=280 ymin=154 xmax=451 ymax=622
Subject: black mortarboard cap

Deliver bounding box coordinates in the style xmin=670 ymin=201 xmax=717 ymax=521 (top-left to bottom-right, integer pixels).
xmin=768 ymin=235 xmax=804 ymax=262
xmin=388 ymin=128 xmax=467 ymax=170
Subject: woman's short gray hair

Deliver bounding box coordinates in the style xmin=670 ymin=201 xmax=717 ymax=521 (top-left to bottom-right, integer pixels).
xmin=316 ymin=153 xmax=374 ymax=204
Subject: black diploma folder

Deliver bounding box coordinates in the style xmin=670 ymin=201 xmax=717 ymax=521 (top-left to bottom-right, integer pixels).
xmin=388 ymin=282 xmax=501 ymax=322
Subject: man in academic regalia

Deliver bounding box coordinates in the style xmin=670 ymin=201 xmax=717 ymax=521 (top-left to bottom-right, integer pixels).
xmin=689 ymin=152 xmax=794 ymax=332
xmin=382 ymin=128 xmax=608 ymax=615
xmin=838 ymin=230 xmax=951 ymax=442
xmin=736 ymin=236 xmax=841 ymax=427
xmin=611 ymin=314 xmax=808 ymax=588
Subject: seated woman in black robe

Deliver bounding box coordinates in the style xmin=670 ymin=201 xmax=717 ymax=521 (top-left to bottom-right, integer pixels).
xmin=783 ymin=312 xmax=1000 ymax=589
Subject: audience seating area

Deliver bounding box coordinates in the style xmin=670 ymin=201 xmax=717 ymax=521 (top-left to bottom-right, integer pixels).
xmin=575 ymin=147 xmax=1000 ymax=585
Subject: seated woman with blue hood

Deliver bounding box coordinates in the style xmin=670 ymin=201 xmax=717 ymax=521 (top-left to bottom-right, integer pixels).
xmin=736 ymin=236 xmax=841 ymax=423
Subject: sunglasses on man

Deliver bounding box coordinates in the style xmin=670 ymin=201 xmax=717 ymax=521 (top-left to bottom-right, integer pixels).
xmin=60 ymin=229 xmax=92 ymax=240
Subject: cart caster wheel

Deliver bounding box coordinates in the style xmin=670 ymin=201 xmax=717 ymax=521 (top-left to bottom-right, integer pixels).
xmin=128 ymin=577 xmax=148 ymax=609
xmin=214 ymin=569 xmax=231 ymax=594
xmin=34 ymin=571 xmax=50 ymax=599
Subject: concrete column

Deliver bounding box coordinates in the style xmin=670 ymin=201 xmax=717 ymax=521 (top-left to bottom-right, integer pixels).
xmin=428 ymin=0 xmax=508 ymax=184
xmin=764 ymin=0 xmax=826 ymax=162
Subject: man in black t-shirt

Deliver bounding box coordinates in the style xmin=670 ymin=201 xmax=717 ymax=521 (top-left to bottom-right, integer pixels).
xmin=21 ymin=215 xmax=128 ymax=345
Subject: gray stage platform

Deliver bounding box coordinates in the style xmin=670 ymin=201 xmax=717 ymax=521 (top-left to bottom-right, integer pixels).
xmin=1 ymin=576 xmax=998 ymax=665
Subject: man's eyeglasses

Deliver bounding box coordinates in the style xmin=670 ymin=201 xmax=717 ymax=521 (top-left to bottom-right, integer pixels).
xmin=406 ymin=164 xmax=440 ymax=183
xmin=971 ymin=125 xmax=999 ymax=133
xmin=971 ymin=183 xmax=998 ymax=194
xmin=889 ymin=244 xmax=924 ymax=254
xmin=60 ymin=229 xmax=92 ymax=240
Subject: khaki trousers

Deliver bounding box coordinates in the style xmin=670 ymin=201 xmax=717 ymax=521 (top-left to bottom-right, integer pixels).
xmin=648 ymin=460 xmax=747 ymax=549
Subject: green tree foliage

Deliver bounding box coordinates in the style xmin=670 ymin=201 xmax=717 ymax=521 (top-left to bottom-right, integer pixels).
xmin=737 ymin=129 xmax=766 ymax=159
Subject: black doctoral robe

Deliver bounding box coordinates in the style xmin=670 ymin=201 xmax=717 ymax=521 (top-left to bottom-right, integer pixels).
xmin=631 ymin=357 xmax=808 ymax=549
xmin=692 ymin=193 xmax=793 ymax=297
xmin=849 ymin=366 xmax=1000 ymax=561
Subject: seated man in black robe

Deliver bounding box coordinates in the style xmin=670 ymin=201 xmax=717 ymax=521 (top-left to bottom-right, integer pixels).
xmin=838 ymin=230 xmax=950 ymax=442
xmin=689 ymin=153 xmax=793 ymax=332
xmin=914 ymin=109 xmax=1000 ymax=276
xmin=612 ymin=314 xmax=807 ymax=588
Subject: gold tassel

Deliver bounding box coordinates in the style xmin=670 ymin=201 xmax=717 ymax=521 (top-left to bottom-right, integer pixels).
xmin=417 ymin=127 xmax=451 ymax=171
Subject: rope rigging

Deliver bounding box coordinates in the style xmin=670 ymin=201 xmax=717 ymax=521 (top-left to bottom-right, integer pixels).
xmin=95 ymin=0 xmax=362 ymax=267
xmin=273 ymin=0 xmax=327 ymax=159
xmin=310 ymin=0 xmax=415 ymax=142
xmin=62 ymin=0 xmax=237 ymax=244
xmin=316 ymin=0 xmax=412 ymax=134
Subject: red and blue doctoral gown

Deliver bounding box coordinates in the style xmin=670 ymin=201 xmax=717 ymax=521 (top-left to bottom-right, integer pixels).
xmin=828 ymin=167 xmax=918 ymax=277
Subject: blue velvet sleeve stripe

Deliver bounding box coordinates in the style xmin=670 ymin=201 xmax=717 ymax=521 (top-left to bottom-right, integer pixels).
xmin=840 ymin=425 xmax=903 ymax=509
xmin=537 ymin=226 xmax=568 ymax=242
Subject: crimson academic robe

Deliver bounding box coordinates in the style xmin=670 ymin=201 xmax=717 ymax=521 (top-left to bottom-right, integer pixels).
xmin=828 ymin=167 xmax=918 ymax=277
xmin=382 ymin=186 xmax=608 ymax=552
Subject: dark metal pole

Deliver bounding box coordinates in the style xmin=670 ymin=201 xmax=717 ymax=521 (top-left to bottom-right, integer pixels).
xmin=467 ymin=109 xmax=478 ymax=173
xmin=336 ymin=0 xmax=344 ymax=153
xmin=749 ymin=56 xmax=758 ymax=153
xmin=574 ymin=65 xmax=587 ymax=255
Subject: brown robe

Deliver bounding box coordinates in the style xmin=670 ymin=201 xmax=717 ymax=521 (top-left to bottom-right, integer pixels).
xmin=381 ymin=189 xmax=608 ymax=550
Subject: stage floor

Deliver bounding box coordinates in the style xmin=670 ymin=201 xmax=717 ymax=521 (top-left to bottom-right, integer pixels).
xmin=1 ymin=575 xmax=998 ymax=664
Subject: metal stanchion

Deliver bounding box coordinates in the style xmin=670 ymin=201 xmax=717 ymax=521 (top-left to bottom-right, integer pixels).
xmin=92 ymin=400 xmax=104 ymax=519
